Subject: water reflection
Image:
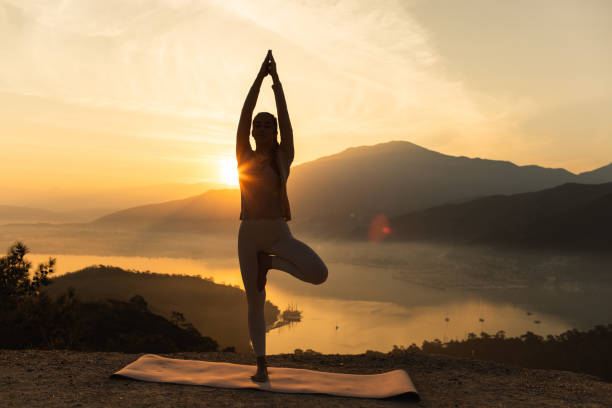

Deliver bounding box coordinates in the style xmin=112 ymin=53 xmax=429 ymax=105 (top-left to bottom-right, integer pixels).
xmin=266 ymin=297 xmax=568 ymax=354
xmin=27 ymin=252 xmax=608 ymax=354
xmin=264 ymin=263 xmax=571 ymax=353
xmin=28 ymin=253 xmax=243 ymax=287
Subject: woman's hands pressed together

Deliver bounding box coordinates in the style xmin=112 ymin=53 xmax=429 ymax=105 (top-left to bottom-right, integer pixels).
xmin=257 ymin=50 xmax=280 ymax=83
xmin=268 ymin=52 xmax=279 ymax=82
xmin=257 ymin=50 xmax=271 ymax=79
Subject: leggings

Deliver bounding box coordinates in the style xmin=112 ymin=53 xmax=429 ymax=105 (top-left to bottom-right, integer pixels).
xmin=238 ymin=218 xmax=328 ymax=357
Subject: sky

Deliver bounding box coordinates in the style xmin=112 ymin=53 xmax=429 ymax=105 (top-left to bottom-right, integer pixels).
xmin=1 ymin=0 xmax=611 ymax=191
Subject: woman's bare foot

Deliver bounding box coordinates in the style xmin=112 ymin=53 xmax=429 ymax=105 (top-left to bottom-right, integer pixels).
xmin=251 ymin=355 xmax=269 ymax=382
xmin=250 ymin=368 xmax=269 ymax=382
xmin=257 ymin=252 xmax=271 ymax=292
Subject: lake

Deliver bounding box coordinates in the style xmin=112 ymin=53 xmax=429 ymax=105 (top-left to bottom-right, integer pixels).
xmin=27 ymin=251 xmax=612 ymax=354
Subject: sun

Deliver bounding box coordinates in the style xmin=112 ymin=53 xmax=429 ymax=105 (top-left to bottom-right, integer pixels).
xmin=219 ymin=157 xmax=239 ymax=186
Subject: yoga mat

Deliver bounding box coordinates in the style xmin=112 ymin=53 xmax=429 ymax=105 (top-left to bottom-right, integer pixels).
xmin=111 ymin=354 xmax=419 ymax=400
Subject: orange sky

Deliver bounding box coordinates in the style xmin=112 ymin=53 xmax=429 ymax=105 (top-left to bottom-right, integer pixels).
xmin=1 ymin=0 xmax=611 ymax=192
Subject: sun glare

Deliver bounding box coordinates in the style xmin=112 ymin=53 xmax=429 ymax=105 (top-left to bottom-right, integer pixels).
xmin=219 ymin=158 xmax=239 ymax=186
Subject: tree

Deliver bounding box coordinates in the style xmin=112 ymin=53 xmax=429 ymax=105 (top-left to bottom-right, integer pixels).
xmin=0 ymin=241 xmax=56 ymax=308
xmin=0 ymin=242 xmax=219 ymax=352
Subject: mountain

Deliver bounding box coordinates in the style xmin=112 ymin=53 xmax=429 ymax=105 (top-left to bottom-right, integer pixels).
xmin=90 ymin=141 xmax=610 ymax=236
xmin=2 ymin=181 xmax=227 ymax=223
xmin=579 ymin=162 xmax=612 ymax=183
xmin=287 ymin=141 xmax=578 ymax=229
xmin=382 ymin=182 xmax=612 ymax=249
xmin=91 ymin=188 xmax=240 ymax=232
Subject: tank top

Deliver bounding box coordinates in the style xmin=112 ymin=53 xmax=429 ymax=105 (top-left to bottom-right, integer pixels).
xmin=239 ymin=152 xmax=284 ymax=219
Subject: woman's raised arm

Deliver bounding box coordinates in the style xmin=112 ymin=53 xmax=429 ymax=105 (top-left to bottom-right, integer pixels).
xmin=269 ymin=53 xmax=294 ymax=163
xmin=236 ymin=51 xmax=271 ymax=163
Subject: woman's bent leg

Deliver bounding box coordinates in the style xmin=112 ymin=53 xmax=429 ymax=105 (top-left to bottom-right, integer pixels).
xmin=238 ymin=229 xmax=266 ymax=357
xmin=267 ymin=234 xmax=328 ymax=285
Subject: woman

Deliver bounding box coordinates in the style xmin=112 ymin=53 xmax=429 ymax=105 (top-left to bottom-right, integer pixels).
xmin=236 ymin=50 xmax=328 ymax=383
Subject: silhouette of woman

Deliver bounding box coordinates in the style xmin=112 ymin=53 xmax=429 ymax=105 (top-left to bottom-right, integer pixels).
xmin=236 ymin=50 xmax=328 ymax=382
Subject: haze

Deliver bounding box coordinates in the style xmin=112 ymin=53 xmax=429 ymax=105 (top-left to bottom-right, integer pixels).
xmin=1 ymin=0 xmax=611 ymax=196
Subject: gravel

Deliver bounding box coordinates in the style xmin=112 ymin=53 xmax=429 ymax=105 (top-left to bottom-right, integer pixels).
xmin=1 ymin=349 xmax=611 ymax=407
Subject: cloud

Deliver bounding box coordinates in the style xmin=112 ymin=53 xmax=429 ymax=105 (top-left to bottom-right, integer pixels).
xmin=4 ymin=0 xmax=607 ymax=182
xmin=0 ymin=0 xmax=485 ymax=138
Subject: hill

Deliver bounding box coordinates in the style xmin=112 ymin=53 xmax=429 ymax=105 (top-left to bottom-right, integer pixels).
xmin=1 ymin=181 xmax=228 ymax=224
xmin=90 ymin=189 xmax=240 ymax=233
xmin=46 ymin=266 xmax=280 ymax=352
xmin=382 ymin=182 xmax=612 ymax=249
xmin=579 ymin=162 xmax=612 ymax=183
xmin=90 ymin=141 xmax=610 ymax=237
xmin=288 ymin=141 xmax=576 ymax=221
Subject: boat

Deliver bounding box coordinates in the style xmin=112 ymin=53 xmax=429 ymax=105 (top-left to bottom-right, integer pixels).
xmin=282 ymin=302 xmax=302 ymax=322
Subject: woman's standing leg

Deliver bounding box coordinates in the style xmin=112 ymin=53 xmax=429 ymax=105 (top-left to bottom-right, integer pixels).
xmin=267 ymin=233 xmax=328 ymax=285
xmin=238 ymin=225 xmax=267 ymax=358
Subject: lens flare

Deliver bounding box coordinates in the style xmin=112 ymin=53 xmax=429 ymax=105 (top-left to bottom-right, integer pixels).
xmin=368 ymin=213 xmax=391 ymax=242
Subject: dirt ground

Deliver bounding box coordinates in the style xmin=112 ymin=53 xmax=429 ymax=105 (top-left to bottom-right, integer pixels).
xmin=1 ymin=349 xmax=611 ymax=407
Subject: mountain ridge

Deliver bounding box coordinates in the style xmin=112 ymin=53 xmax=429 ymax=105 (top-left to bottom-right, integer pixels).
xmin=87 ymin=140 xmax=611 ymax=238
xmin=578 ymin=162 xmax=612 ymax=181
xmin=382 ymin=181 xmax=612 ymax=249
